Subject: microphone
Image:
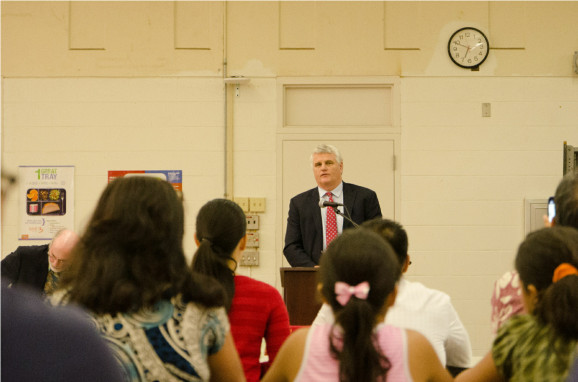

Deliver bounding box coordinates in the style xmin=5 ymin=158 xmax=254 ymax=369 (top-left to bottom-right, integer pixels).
xmin=318 ymin=200 xmax=360 ymax=228
xmin=318 ymin=200 xmax=344 ymax=208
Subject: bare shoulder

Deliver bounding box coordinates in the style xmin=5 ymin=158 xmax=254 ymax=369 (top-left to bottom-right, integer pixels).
xmin=262 ymin=327 xmax=310 ymax=382
xmin=283 ymin=327 xmax=309 ymax=349
xmin=406 ymin=329 xmax=452 ymax=382
xmin=406 ymin=328 xmax=437 ymax=354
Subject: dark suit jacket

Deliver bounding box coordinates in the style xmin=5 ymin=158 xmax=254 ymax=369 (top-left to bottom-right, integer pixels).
xmin=1 ymin=244 xmax=49 ymax=292
xmin=283 ymin=182 xmax=382 ymax=267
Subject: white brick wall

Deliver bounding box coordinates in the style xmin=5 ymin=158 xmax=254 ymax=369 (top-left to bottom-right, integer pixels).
xmin=400 ymin=76 xmax=578 ymax=355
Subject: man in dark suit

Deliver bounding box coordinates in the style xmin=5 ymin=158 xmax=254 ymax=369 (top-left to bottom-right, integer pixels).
xmin=1 ymin=229 xmax=79 ymax=295
xmin=283 ymin=144 xmax=382 ymax=267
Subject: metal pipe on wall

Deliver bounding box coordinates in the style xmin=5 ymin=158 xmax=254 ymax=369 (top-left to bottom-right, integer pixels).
xmin=223 ymin=1 xmax=233 ymax=199
xmin=223 ymin=2 xmax=237 ymax=201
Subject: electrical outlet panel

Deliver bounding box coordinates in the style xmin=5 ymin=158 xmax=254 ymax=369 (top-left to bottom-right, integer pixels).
xmin=240 ymin=250 xmax=259 ymax=266
xmin=234 ymin=197 xmax=250 ymax=213
xmin=246 ymin=215 xmax=259 ymax=230
xmin=249 ymin=197 xmax=266 ymax=213
xmin=246 ymin=232 xmax=260 ymax=248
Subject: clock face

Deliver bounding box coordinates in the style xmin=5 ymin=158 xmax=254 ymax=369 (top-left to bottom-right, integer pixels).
xmin=448 ymin=27 xmax=489 ymax=68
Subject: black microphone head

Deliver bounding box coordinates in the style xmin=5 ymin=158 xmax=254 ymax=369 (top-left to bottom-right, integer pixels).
xmin=318 ymin=200 xmax=326 ymax=208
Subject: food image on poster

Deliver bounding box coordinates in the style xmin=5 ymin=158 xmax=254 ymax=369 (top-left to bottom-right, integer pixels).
xmin=19 ymin=166 xmax=75 ymax=240
xmin=26 ymin=188 xmax=66 ymax=216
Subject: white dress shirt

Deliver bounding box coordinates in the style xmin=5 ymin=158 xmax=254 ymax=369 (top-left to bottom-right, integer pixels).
xmin=312 ymin=277 xmax=473 ymax=368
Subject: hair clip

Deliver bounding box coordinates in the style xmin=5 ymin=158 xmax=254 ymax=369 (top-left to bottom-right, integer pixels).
xmin=335 ymin=281 xmax=370 ymax=306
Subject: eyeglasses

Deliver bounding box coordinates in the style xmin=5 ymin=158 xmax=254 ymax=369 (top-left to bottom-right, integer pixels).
xmin=48 ymin=251 xmax=69 ymax=265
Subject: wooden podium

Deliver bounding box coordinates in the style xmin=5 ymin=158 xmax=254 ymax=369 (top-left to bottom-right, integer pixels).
xmin=280 ymin=267 xmax=322 ymax=326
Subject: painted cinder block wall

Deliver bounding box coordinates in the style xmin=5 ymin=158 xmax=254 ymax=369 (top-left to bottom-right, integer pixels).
xmin=2 ymin=2 xmax=578 ymax=357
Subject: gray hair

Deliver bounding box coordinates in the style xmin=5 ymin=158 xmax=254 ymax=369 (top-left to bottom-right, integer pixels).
xmin=310 ymin=144 xmax=343 ymax=165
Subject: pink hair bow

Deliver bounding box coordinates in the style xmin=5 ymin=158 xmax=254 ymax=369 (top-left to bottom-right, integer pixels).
xmin=334 ymin=281 xmax=370 ymax=306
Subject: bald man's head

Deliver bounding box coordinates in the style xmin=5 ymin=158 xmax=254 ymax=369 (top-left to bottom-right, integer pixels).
xmin=48 ymin=229 xmax=79 ymax=273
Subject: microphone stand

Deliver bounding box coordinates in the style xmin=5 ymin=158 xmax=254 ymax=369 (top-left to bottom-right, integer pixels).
xmin=333 ymin=206 xmax=359 ymax=228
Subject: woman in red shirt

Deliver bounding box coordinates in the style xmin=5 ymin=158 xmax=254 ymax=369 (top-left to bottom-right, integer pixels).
xmin=192 ymin=198 xmax=290 ymax=381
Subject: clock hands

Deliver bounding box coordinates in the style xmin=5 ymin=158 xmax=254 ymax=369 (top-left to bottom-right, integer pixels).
xmin=470 ymin=42 xmax=484 ymax=51
xmin=454 ymin=40 xmax=484 ymax=62
xmin=465 ymin=42 xmax=486 ymax=62
xmin=453 ymin=41 xmax=469 ymax=49
xmin=462 ymin=45 xmax=470 ymax=62
xmin=448 ymin=28 xmax=489 ymax=68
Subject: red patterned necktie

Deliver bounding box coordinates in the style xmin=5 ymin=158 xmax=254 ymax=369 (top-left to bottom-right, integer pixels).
xmin=326 ymin=192 xmax=338 ymax=245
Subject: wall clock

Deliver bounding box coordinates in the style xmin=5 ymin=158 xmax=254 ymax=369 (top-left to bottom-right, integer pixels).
xmin=448 ymin=27 xmax=489 ymax=69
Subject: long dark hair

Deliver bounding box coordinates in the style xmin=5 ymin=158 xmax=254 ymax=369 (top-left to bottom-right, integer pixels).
xmin=319 ymin=228 xmax=401 ymax=382
xmin=191 ymin=198 xmax=247 ymax=312
xmin=60 ymin=176 xmax=224 ymax=314
xmin=516 ymin=226 xmax=578 ymax=339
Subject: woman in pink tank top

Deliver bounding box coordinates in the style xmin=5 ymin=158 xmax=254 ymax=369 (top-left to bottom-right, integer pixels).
xmin=263 ymin=228 xmax=452 ymax=382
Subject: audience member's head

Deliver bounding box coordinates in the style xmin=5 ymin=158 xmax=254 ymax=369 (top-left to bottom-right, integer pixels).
xmin=191 ymin=198 xmax=247 ymax=311
xmin=319 ymin=228 xmax=401 ymax=381
xmin=361 ymin=218 xmax=408 ymax=267
xmin=515 ymin=226 xmax=578 ymax=339
xmin=553 ymin=173 xmax=578 ymax=229
xmin=48 ymin=229 xmax=79 ymax=273
xmin=61 ymin=176 xmax=224 ymax=315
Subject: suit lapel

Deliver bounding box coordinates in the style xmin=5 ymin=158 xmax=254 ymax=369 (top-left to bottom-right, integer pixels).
xmin=308 ymin=188 xmax=323 ymax=235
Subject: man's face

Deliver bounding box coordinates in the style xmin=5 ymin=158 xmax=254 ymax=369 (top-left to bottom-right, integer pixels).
xmin=48 ymin=237 xmax=75 ymax=273
xmin=312 ymin=153 xmax=343 ymax=191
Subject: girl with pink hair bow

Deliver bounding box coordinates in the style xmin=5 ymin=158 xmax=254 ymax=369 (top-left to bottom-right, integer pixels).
xmin=263 ymin=229 xmax=452 ymax=382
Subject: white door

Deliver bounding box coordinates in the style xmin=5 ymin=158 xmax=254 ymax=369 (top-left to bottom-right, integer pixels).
xmin=276 ymin=76 xmax=401 ymax=272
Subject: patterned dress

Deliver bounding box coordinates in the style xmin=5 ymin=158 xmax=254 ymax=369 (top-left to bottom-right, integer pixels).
xmin=53 ymin=293 xmax=229 ymax=382
xmin=493 ymin=314 xmax=577 ymax=381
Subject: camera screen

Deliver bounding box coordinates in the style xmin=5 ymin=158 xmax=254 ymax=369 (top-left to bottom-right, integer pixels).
xmin=548 ymin=197 xmax=556 ymax=223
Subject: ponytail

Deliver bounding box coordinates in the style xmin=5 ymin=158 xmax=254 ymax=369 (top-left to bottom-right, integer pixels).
xmin=319 ymin=229 xmax=401 ymax=382
xmin=191 ymin=199 xmax=247 ymax=312
xmin=330 ymin=298 xmax=390 ymax=382
xmin=535 ymin=269 xmax=578 ymax=339
xmin=191 ymin=238 xmax=235 ymax=311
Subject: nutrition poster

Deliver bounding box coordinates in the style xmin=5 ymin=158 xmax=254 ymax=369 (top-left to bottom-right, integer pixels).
xmin=19 ymin=166 xmax=75 ymax=240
